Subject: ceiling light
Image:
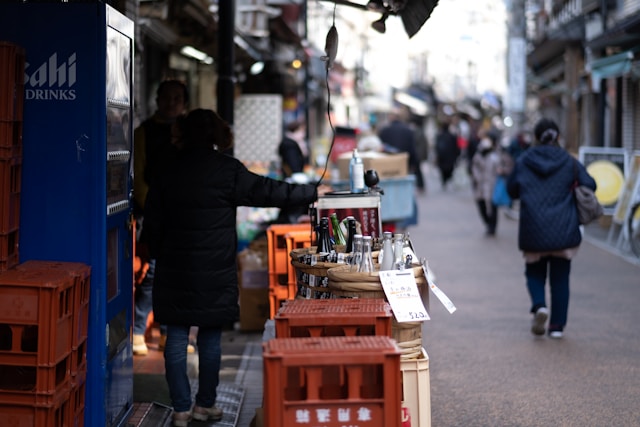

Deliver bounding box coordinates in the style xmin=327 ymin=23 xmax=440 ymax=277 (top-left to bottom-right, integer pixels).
xmin=250 ymin=61 xmax=265 ymax=75
xmin=180 ymin=46 xmax=214 ymax=64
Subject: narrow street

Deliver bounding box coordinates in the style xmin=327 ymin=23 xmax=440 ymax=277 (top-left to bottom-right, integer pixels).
xmin=415 ymin=165 xmax=640 ymax=426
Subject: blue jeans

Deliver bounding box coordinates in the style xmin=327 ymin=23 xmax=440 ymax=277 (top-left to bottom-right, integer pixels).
xmin=133 ymin=259 xmax=167 ymax=335
xmin=164 ymin=325 xmax=222 ymax=412
xmin=525 ymin=256 xmax=571 ymax=329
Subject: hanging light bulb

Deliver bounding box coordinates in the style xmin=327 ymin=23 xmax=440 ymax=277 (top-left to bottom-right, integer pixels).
xmin=371 ymin=13 xmax=388 ymax=34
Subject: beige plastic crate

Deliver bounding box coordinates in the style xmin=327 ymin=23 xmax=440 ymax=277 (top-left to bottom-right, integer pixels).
xmin=401 ymin=347 xmax=431 ymax=427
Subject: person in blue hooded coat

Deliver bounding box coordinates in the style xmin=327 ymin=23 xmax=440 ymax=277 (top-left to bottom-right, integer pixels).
xmin=507 ymin=118 xmax=596 ymax=339
xmin=144 ymin=108 xmax=320 ymax=426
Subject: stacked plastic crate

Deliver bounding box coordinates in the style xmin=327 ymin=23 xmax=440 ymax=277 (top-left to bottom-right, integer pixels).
xmin=266 ymin=298 xmax=403 ymax=427
xmin=0 ymin=42 xmax=91 ymax=427
xmin=263 ymin=335 xmax=403 ymax=427
xmin=0 ymin=41 xmax=24 ymax=273
xmin=0 ymin=262 xmax=91 ymax=427
xmin=265 ymin=223 xmax=312 ymax=318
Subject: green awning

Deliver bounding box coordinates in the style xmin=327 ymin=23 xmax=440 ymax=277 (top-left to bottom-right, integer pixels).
xmin=590 ymin=50 xmax=635 ymax=90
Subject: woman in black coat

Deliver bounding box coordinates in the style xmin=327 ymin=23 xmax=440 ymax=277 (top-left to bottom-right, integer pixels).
xmin=144 ymin=109 xmax=319 ymax=426
xmin=507 ymin=118 xmax=596 ymax=339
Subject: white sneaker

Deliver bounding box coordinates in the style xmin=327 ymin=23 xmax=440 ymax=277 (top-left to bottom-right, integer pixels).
xmin=549 ymin=330 xmax=564 ymax=339
xmin=132 ymin=334 xmax=148 ymax=356
xmin=531 ymin=307 xmax=548 ymax=336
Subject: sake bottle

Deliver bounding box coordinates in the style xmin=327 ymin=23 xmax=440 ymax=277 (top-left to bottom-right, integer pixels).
xmin=329 ymin=213 xmax=346 ymax=246
xmin=359 ymin=235 xmax=374 ymax=273
xmin=345 ymin=216 xmax=357 ymax=253
xmin=317 ymin=217 xmax=333 ymax=254
xmin=350 ymin=234 xmax=363 ymax=272
xmin=379 ymin=231 xmax=394 ymax=271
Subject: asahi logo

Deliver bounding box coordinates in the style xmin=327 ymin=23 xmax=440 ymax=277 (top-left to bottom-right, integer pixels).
xmin=25 ymin=52 xmax=77 ymax=100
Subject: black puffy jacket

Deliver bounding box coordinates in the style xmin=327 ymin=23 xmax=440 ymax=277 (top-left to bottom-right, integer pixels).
xmin=506 ymin=144 xmax=596 ymax=253
xmin=144 ymin=146 xmax=317 ymax=327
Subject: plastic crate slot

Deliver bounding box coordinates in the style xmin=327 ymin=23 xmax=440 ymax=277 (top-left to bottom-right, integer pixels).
xmin=0 ymin=356 xmax=68 ymax=392
xmin=21 ymin=324 xmax=38 ymax=352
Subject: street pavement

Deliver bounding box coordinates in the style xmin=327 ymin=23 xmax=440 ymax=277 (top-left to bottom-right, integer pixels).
xmin=414 ymin=165 xmax=640 ymax=427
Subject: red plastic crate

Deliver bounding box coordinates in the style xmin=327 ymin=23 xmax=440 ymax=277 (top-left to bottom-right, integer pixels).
xmin=69 ymin=360 xmax=86 ymax=427
xmin=0 ymin=268 xmax=75 ymax=366
xmin=0 ymin=382 xmax=71 ymax=427
xmin=0 ymin=229 xmax=19 ymax=272
xmin=70 ymin=338 xmax=86 ymax=378
xmin=16 ymin=261 xmax=92 ymax=348
xmin=263 ymin=336 xmax=402 ymax=427
xmin=0 ymin=156 xmax=21 ymax=234
xmin=0 ymin=120 xmax=23 ymax=154
xmin=0 ymin=352 xmax=71 ymax=405
xmin=0 ymin=42 xmax=26 ymax=121
xmin=274 ymin=298 xmax=393 ymax=338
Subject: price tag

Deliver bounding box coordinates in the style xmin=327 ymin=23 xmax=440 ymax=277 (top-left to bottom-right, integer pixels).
xmin=421 ymin=259 xmax=457 ymax=314
xmin=379 ymin=270 xmax=430 ymax=322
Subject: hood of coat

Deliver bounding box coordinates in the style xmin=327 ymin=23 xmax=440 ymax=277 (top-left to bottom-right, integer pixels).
xmin=522 ymin=145 xmax=571 ymax=177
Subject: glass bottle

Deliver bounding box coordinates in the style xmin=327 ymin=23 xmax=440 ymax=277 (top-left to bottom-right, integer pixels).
xmin=349 ymin=148 xmax=365 ymax=194
xmin=316 ymin=217 xmax=333 ymax=254
xmin=379 ymin=231 xmax=394 ymax=271
xmin=350 ymin=234 xmax=363 ymax=272
xmin=330 ymin=213 xmax=346 ymax=246
xmin=393 ymin=233 xmax=405 ymax=270
xmin=359 ymin=235 xmax=374 ymax=273
xmin=345 ymin=216 xmax=357 ymax=253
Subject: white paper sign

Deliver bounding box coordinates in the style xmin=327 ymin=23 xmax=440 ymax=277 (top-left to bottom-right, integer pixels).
xmin=379 ymin=270 xmax=430 ymax=322
xmin=421 ymin=260 xmax=457 ymax=314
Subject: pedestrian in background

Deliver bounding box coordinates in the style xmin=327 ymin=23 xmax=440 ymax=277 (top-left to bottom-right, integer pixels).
xmin=278 ymin=119 xmax=308 ymax=178
xmin=471 ymin=134 xmax=501 ymax=236
xmin=132 ymin=79 xmax=188 ymax=356
xmin=507 ymin=118 xmax=596 ymax=339
xmin=378 ymin=106 xmax=425 ymax=232
xmin=144 ymin=109 xmax=322 ymax=426
xmin=434 ymin=121 xmax=461 ymax=190
xmin=378 ymin=106 xmax=425 ymax=192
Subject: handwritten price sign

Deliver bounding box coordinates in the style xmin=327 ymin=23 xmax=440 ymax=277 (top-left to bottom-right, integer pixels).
xmin=379 ymin=270 xmax=430 ymax=322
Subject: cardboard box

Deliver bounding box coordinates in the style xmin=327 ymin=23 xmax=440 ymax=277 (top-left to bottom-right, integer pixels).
xmin=239 ymin=287 xmax=269 ymax=331
xmin=335 ymin=151 xmax=409 ymax=180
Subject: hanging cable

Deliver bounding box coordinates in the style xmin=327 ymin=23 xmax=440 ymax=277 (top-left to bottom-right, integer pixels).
xmin=316 ymin=4 xmax=339 ymax=190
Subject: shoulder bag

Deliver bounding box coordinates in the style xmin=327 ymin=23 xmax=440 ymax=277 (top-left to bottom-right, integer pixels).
xmin=572 ymin=160 xmax=603 ymax=225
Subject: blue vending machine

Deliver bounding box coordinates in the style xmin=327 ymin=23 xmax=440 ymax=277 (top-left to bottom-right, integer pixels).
xmin=0 ymin=3 xmax=135 ymax=425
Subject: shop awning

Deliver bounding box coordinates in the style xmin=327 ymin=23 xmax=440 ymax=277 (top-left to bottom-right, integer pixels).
xmin=589 ymin=50 xmax=634 ymax=91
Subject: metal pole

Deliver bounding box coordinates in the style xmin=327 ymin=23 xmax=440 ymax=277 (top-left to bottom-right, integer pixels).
xmin=218 ymin=0 xmax=236 ymax=154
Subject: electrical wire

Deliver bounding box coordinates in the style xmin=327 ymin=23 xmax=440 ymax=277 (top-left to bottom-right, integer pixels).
xmin=315 ymin=4 xmax=338 ymax=192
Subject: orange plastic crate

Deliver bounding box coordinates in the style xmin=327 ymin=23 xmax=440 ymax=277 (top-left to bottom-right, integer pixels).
xmin=274 ymin=298 xmax=393 ymax=338
xmin=269 ymin=285 xmax=290 ymax=320
xmin=263 ymin=336 xmax=402 ymax=427
xmin=267 ymin=223 xmax=312 ymax=276
xmin=0 ymin=382 xmax=71 ymax=427
xmin=0 ymin=268 xmax=75 ymax=367
xmin=284 ymin=230 xmax=312 ymax=297
xmin=16 ymin=261 xmax=91 ymax=349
